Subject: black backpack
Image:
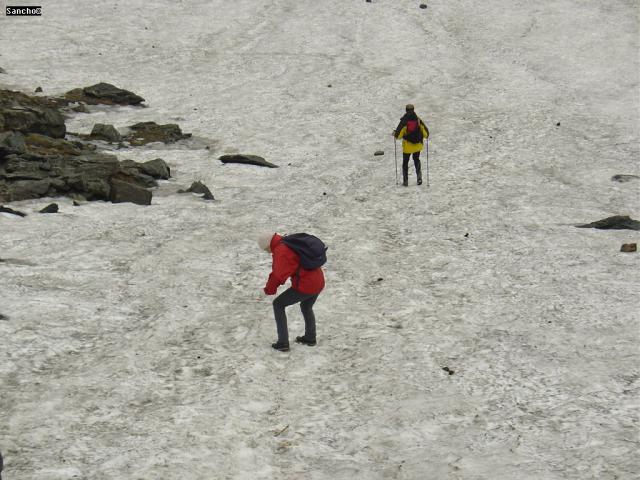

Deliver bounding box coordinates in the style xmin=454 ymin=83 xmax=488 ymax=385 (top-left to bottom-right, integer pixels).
xmin=281 ymin=233 xmax=328 ymax=270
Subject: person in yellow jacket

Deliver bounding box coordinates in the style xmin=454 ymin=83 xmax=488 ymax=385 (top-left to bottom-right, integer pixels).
xmin=393 ymin=104 xmax=430 ymax=186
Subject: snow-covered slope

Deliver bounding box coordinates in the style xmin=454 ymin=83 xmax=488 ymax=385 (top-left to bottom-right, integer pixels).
xmin=1 ymin=1 xmax=638 ymax=478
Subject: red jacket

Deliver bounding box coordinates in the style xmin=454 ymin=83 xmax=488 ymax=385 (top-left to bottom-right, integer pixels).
xmin=264 ymin=234 xmax=325 ymax=295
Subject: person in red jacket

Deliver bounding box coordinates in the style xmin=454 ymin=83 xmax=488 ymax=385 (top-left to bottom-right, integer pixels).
xmin=258 ymin=232 xmax=325 ymax=352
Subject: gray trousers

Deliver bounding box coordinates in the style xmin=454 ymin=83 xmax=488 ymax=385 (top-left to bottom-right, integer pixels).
xmin=273 ymin=288 xmax=318 ymax=344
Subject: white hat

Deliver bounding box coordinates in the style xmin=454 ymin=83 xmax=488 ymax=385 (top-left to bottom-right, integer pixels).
xmin=257 ymin=232 xmax=274 ymax=252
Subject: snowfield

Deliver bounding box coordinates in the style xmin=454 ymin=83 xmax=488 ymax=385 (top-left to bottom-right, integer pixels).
xmin=1 ymin=1 xmax=638 ymax=479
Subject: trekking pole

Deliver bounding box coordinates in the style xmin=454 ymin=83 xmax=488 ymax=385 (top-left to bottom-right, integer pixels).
xmin=426 ymin=138 xmax=430 ymax=187
xmin=394 ymin=137 xmax=398 ymax=186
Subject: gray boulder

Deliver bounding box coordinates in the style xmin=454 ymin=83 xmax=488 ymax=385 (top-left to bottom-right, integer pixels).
xmin=140 ymin=158 xmax=170 ymax=179
xmin=110 ymin=178 xmax=152 ymax=205
xmin=90 ymin=123 xmax=122 ymax=142
xmin=218 ymin=154 xmax=278 ymax=168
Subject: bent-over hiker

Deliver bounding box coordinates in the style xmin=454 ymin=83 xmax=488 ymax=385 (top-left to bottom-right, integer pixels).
xmin=393 ymin=104 xmax=430 ymax=186
xmin=258 ymin=232 xmax=326 ymax=352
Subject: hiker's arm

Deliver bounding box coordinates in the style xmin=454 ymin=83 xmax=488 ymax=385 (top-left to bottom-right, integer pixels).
xmin=420 ymin=120 xmax=429 ymax=139
xmin=264 ymin=250 xmax=298 ymax=294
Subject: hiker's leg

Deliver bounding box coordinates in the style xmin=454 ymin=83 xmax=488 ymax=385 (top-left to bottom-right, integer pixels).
xmin=402 ymin=153 xmax=410 ymax=185
xmin=273 ymin=288 xmax=306 ymax=344
xmin=299 ymin=294 xmax=319 ymax=341
xmin=413 ymin=152 xmax=422 ymax=183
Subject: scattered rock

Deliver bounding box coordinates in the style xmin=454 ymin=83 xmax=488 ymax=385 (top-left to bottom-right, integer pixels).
xmin=0 ymin=314 xmax=7 ymax=320
xmin=0 ymin=67 xmax=6 ymax=74
xmin=0 ymin=205 xmax=27 ymax=217
xmin=109 ymin=178 xmax=152 ymax=205
xmin=219 ymin=154 xmax=278 ymax=168
xmin=464 ymin=233 xmax=469 ymax=238
xmin=182 ymin=181 xmax=214 ymax=200
xmin=577 ymin=215 xmax=640 ymax=231
xmin=621 ymin=243 xmax=637 ymax=253
xmin=65 ymin=82 xmax=145 ymax=106
xmin=90 ymin=123 xmax=122 ymax=142
xmin=124 ymin=122 xmax=191 ymax=146
xmin=612 ymin=174 xmax=640 ymax=183
xmin=377 ymin=277 xmax=384 ymax=282
xmin=419 ymin=3 xmax=427 ymax=8
xmin=556 ymin=122 xmax=561 ymax=127
xmin=35 ymin=86 xmax=43 ymax=93
xmin=374 ymin=150 xmax=384 ymax=156
xmin=39 ymin=203 xmax=58 ymax=213
xmin=442 ymin=367 xmax=455 ymax=375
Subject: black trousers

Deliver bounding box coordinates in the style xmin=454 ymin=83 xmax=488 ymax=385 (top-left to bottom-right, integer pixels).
xmin=272 ymin=288 xmax=319 ymax=344
xmin=402 ymin=152 xmax=422 ymax=181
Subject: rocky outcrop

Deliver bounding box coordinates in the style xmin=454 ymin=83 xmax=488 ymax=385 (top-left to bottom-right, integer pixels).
xmin=0 ymin=89 xmax=66 ymax=138
xmin=124 ymin=122 xmax=191 ymax=145
xmin=64 ymin=83 xmax=145 ymax=106
xmin=0 ymin=148 xmax=170 ymax=203
xmin=218 ymin=154 xmax=278 ymax=168
xmin=577 ymin=215 xmax=640 ymax=231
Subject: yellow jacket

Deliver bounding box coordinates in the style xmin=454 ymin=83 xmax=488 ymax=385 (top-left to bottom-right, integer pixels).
xmin=396 ymin=121 xmax=429 ymax=154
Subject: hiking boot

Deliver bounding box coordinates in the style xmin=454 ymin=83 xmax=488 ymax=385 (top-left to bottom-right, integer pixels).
xmin=402 ymin=179 xmax=408 ymax=187
xmin=417 ymin=178 xmax=422 ymax=185
xmin=295 ymin=336 xmax=316 ymax=346
xmin=271 ymin=341 xmax=290 ymax=352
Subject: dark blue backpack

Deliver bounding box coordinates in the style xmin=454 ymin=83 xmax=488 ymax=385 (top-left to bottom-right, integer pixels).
xmin=281 ymin=233 xmax=327 ymax=270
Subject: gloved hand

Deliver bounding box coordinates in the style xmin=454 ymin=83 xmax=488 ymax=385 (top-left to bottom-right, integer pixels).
xmin=264 ymin=285 xmax=277 ymax=296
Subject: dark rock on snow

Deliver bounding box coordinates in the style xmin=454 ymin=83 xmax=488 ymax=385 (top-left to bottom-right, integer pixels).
xmin=39 ymin=203 xmax=58 ymax=213
xmin=420 ymin=3 xmax=427 ymax=8
xmin=612 ymin=174 xmax=640 ymax=183
xmin=0 ymin=67 xmax=6 ymax=74
xmin=374 ymin=150 xmax=384 ymax=156
xmin=621 ymin=243 xmax=637 ymax=253
xmin=35 ymin=86 xmax=43 ymax=93
xmin=0 ymin=205 xmax=27 ymax=217
xmin=181 ymin=181 xmax=214 ymax=200
xmin=65 ymin=82 xmax=145 ymax=106
xmin=577 ymin=215 xmax=640 ymax=231
xmin=219 ymin=154 xmax=278 ymax=168
xmin=90 ymin=123 xmax=122 ymax=142
xmin=124 ymin=122 xmax=191 ymax=146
